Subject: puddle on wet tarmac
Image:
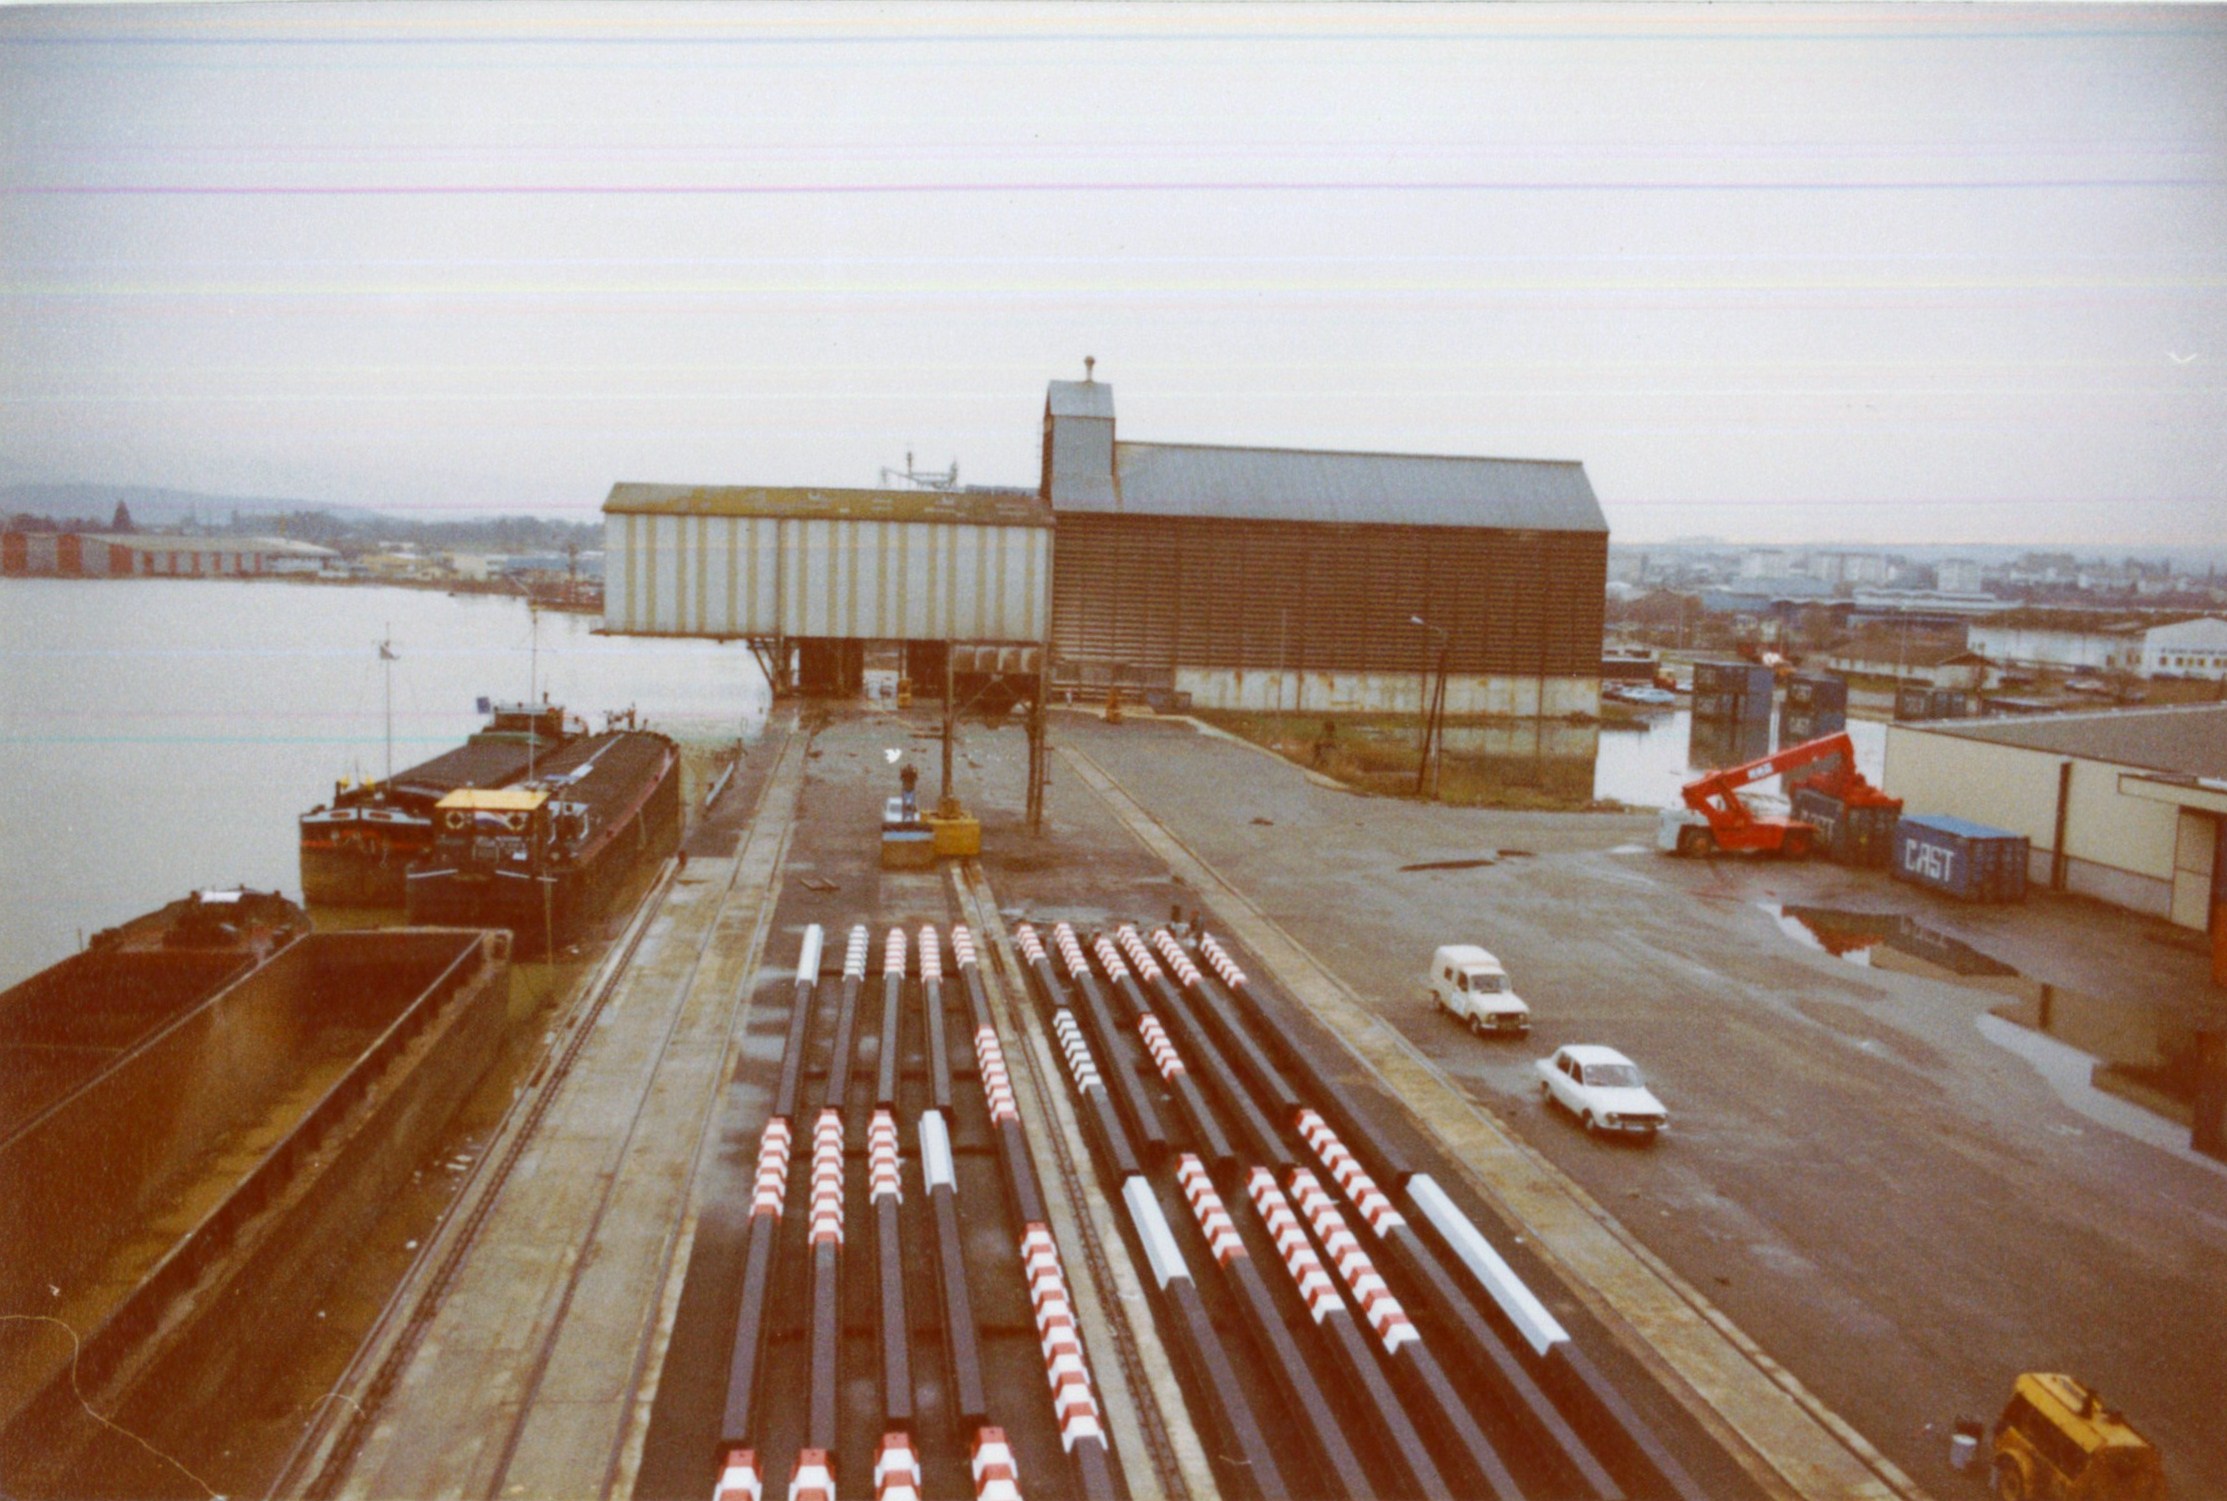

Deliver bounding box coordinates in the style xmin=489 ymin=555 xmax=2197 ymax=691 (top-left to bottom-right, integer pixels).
xmin=1397 ymin=850 xmax=1536 ymax=873
xmin=1764 ymin=903 xmax=2206 ymax=1126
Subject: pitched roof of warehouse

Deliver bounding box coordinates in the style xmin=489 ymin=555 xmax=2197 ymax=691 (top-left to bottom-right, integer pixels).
xmin=1905 ymin=704 xmax=2227 ymax=780
xmin=603 ymin=483 xmax=1050 ymax=528
xmin=1104 ymin=441 xmax=1607 ymax=531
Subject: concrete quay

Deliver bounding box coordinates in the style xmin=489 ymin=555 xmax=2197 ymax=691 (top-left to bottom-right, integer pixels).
xmin=297 ymin=704 xmax=2223 ymax=1500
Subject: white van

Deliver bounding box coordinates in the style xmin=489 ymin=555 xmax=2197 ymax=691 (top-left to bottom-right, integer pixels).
xmin=1427 ymin=945 xmax=1530 ymax=1035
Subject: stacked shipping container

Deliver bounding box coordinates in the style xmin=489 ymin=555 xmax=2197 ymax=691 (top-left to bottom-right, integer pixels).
xmin=1781 ymin=672 xmax=1849 ymax=742
xmin=1789 ymin=786 xmax=1897 ymax=866
xmin=1691 ymin=660 xmax=1776 ymax=724
xmin=1895 ymin=685 xmax=1974 ymax=721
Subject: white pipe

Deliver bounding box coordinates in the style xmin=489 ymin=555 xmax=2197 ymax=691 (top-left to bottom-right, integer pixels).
xmin=1407 ymin=1174 xmax=1568 ymax=1355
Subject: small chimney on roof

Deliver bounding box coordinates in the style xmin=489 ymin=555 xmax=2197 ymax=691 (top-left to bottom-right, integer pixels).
xmin=1084 ymin=355 xmax=1096 ymax=382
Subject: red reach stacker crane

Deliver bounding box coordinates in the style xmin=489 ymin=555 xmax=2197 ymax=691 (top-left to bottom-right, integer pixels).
xmin=1658 ymin=731 xmax=1901 ymax=857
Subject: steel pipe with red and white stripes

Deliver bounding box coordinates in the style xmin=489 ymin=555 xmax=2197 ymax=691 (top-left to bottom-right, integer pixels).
xmin=918 ymin=924 xmax=952 ymax=1114
xmin=803 ymin=1106 xmax=847 ymax=1471
xmin=869 ymin=1107 xmax=913 ymax=1432
xmin=719 ymin=924 xmax=823 ymax=1483
xmin=1296 ymin=1111 xmax=1623 ymax=1499
xmin=952 ymin=925 xmax=1048 ymax=1227
xmin=1088 ymin=932 xmax=1236 ymax=1176
xmin=1171 ymin=1155 xmax=1371 ymax=1499
xmin=1149 ymin=921 xmax=1300 ymax=1122
xmin=1123 ymin=925 xmax=1293 ymax=1175
xmin=1245 ymin=1165 xmax=1451 ymax=1499
xmin=1190 ymin=929 xmax=1689 ymax=1500
xmin=1045 ymin=922 xmax=1170 ymax=1160
xmin=950 ymin=926 xmax=1118 ymax=1500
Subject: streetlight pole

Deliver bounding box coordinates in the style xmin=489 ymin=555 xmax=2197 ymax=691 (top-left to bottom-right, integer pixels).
xmin=1410 ymin=616 xmax=1450 ymax=798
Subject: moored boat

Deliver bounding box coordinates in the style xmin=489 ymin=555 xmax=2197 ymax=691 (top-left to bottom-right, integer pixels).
xmin=401 ymin=729 xmax=682 ymax=957
xmin=1 ymin=889 xmax=308 ymax=1137
xmin=299 ymin=700 xmax=576 ymax=908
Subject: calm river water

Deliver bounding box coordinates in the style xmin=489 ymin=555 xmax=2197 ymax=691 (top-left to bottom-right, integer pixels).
xmin=0 ymin=579 xmax=769 ymax=988
xmin=0 ymin=578 xmax=1886 ymax=989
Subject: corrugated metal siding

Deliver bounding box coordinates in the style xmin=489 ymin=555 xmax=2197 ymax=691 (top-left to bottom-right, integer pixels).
xmin=605 ymin=512 xmax=1048 ymax=643
xmin=1051 ymin=514 xmax=1604 ymax=676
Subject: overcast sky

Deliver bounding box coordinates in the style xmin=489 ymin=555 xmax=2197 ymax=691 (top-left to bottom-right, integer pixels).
xmin=3 ymin=3 xmax=2223 ymax=546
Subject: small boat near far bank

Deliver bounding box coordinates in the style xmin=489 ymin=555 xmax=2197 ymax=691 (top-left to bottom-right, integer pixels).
xmin=402 ymin=729 xmax=681 ymax=958
xmin=299 ymin=700 xmax=577 ymax=908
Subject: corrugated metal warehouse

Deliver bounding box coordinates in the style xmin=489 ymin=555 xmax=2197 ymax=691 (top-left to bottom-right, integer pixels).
xmin=1885 ymin=705 xmax=2227 ymax=968
xmin=602 ymin=484 xmax=1051 ymax=645
xmin=1041 ymin=375 xmax=1609 ymax=714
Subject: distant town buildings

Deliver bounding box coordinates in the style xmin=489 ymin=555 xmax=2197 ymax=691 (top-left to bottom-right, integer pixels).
xmin=1 ymin=531 xmax=337 ymax=578
xmin=1935 ymin=558 xmax=1983 ymax=593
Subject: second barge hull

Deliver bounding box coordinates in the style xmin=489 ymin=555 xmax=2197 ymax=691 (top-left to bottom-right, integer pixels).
xmin=403 ymin=731 xmax=682 ymax=958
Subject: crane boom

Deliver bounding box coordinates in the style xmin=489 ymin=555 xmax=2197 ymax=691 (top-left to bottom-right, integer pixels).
xmin=1672 ymin=731 xmax=1899 ymax=857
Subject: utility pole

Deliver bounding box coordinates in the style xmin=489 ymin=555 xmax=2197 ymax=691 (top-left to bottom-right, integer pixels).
xmin=941 ymin=642 xmax=956 ymax=813
xmin=379 ymin=628 xmax=396 ymax=784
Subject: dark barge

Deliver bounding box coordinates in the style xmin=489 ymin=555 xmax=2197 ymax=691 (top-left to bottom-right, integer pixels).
xmin=0 ymin=889 xmax=308 ymax=1139
xmin=299 ymin=701 xmax=576 ymax=908
xmin=403 ymin=729 xmax=682 ymax=957
xmin=1 ymin=914 xmax=509 ymax=1499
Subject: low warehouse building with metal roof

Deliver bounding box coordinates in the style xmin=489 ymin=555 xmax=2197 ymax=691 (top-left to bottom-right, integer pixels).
xmin=1884 ymin=705 xmax=2227 ymax=970
xmin=1041 ymin=373 xmax=1608 ymax=715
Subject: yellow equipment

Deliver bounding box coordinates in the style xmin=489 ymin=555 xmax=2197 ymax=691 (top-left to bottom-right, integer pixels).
xmin=923 ymin=800 xmax=981 ymax=858
xmin=1991 ymin=1373 xmax=2165 ymax=1500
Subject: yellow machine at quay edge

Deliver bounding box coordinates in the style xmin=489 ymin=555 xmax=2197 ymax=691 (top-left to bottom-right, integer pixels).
xmin=1990 ymin=1373 xmax=2166 ymax=1501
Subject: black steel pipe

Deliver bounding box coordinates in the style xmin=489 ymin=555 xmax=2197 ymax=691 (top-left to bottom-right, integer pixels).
xmin=952 ymin=927 xmax=1051 ymax=1227
xmin=804 ymin=1109 xmax=845 ymax=1453
xmin=825 ymin=925 xmax=870 ymax=1111
xmin=1124 ymin=928 xmax=1292 ymax=1175
xmin=918 ymin=1110 xmax=988 ymax=1430
xmin=1294 ymin=1112 xmax=1619 ymax=1499
xmin=771 ymin=924 xmax=824 ymax=1122
xmin=918 ymin=926 xmax=953 ymax=1115
xmin=1121 ymin=1177 xmax=1290 ymax=1501
xmin=1173 ymin=1155 xmax=1372 ymax=1500
xmin=1089 ymin=933 xmax=1237 ymax=1177
xmin=870 ymin=1108 xmax=913 ymax=1430
xmin=719 ymin=924 xmax=820 ymax=1456
xmin=875 ymin=927 xmax=907 ymax=1110
xmin=1045 ymin=922 xmax=1171 ymax=1161
xmin=1051 ymin=1008 xmax=1144 ymax=1183
xmin=1245 ymin=1166 xmax=1452 ymax=1501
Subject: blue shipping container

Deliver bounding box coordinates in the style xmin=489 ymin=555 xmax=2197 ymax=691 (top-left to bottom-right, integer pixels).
xmin=1892 ymin=814 xmax=2029 ymax=902
xmin=1791 ymin=786 xmax=1895 ymax=866
xmin=1786 ymin=673 xmax=1849 ymax=712
xmin=1694 ymin=661 xmax=1778 ymax=699
xmin=1781 ymin=706 xmax=1848 ymax=742
xmin=1693 ymin=689 xmax=1773 ymax=723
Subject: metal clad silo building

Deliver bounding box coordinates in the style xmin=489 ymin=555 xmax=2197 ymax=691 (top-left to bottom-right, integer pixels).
xmin=1041 ymin=377 xmax=1608 ymax=714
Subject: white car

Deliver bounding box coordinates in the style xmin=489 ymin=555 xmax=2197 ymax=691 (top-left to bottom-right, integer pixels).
xmin=1535 ymin=1045 xmax=1668 ymax=1140
xmin=1427 ymin=945 xmax=1530 ymax=1035
xmin=1606 ymin=683 xmax=1677 ymax=707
